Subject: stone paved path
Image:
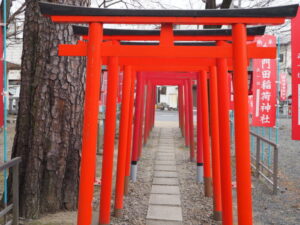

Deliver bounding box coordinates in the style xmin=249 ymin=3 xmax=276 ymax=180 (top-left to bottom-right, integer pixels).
xmin=146 ymin=128 xmax=183 ymax=225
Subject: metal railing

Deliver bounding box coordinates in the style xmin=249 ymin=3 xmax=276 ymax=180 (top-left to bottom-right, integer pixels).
xmin=250 ymin=131 xmax=278 ymax=194
xmin=0 ymin=157 xmax=21 ymax=225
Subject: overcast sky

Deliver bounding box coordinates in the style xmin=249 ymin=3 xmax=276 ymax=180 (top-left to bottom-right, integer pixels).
xmin=89 ymin=0 xmax=234 ymax=9
xmin=89 ymin=0 xmax=299 ymax=9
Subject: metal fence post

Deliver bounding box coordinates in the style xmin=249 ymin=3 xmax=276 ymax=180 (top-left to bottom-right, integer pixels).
xmin=273 ymin=146 xmax=278 ymax=194
xmin=97 ymin=119 xmax=101 ymax=155
xmin=256 ymin=138 xmax=261 ymax=177
xmin=13 ymin=163 xmax=19 ymax=225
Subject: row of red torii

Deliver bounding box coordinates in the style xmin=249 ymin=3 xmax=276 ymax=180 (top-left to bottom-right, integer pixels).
xmin=39 ymin=2 xmax=298 ymax=225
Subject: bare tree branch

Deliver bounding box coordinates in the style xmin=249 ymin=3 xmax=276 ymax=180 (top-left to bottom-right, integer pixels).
xmin=188 ymin=0 xmax=194 ymax=9
xmin=220 ymin=0 xmax=233 ymax=9
xmin=7 ymin=2 xmax=26 ymax=25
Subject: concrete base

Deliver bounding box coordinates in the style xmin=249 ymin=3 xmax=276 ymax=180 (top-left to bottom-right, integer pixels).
xmin=124 ymin=176 xmax=129 ymax=196
xmin=197 ymin=166 xmax=204 ymax=183
xmin=213 ymin=210 xmax=222 ymax=221
xmin=114 ymin=208 xmax=122 ymax=218
xmin=130 ymin=164 xmax=138 ymax=182
xmin=204 ymin=177 xmax=213 ymax=197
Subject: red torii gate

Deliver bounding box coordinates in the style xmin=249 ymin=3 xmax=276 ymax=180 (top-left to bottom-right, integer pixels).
xmin=139 ymin=70 xmax=225 ymax=221
xmin=39 ymin=2 xmax=298 ymax=225
xmin=69 ymin=28 xmax=270 ymax=224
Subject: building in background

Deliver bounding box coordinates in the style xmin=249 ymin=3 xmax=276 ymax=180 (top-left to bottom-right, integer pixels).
xmin=157 ymin=86 xmax=178 ymax=110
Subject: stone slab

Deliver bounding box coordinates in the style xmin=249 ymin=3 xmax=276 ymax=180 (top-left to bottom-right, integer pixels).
xmin=156 ymin=156 xmax=175 ymax=161
xmin=151 ymin=185 xmax=180 ymax=194
xmin=157 ymin=149 xmax=174 ymax=152
xmin=154 ymin=165 xmax=176 ymax=171
xmin=146 ymin=205 xmax=182 ymax=221
xmin=146 ymin=220 xmax=182 ymax=225
xmin=157 ymin=152 xmax=174 ymax=155
xmin=158 ymin=147 xmax=174 ymax=150
xmin=158 ymin=146 xmax=174 ymax=149
xmin=153 ymin=177 xmax=179 ymax=185
xmin=155 ymin=160 xmax=176 ymax=165
xmin=158 ymin=144 xmax=174 ymax=147
xmin=157 ymin=151 xmax=174 ymax=154
xmin=154 ymin=171 xmax=178 ymax=178
xmin=156 ymin=153 xmax=175 ymax=158
xmin=149 ymin=194 xmax=181 ymax=206
xmin=158 ymin=146 xmax=174 ymax=148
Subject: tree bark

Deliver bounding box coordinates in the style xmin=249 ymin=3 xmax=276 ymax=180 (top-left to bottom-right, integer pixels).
xmin=220 ymin=0 xmax=233 ymax=9
xmin=205 ymin=0 xmax=216 ymax=9
xmin=204 ymin=0 xmax=232 ymax=29
xmin=11 ymin=0 xmax=90 ymax=218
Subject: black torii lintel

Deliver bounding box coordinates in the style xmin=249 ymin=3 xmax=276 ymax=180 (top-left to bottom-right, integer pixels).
xmin=119 ymin=41 xmax=217 ymax=46
xmin=72 ymin=26 xmax=266 ymax=37
xmin=39 ymin=2 xmax=298 ymax=18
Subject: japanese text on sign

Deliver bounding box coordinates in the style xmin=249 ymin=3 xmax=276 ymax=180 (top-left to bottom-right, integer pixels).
xmin=252 ymin=35 xmax=277 ymax=127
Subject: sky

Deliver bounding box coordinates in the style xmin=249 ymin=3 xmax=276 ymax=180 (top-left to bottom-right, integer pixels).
xmin=90 ymin=0 xmax=299 ymax=9
xmin=90 ymin=0 xmax=225 ymax=9
xmin=11 ymin=0 xmax=300 ymax=10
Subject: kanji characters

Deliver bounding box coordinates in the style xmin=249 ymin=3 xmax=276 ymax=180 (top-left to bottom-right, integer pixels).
xmin=262 ymin=80 xmax=272 ymax=90
xmin=262 ymin=70 xmax=271 ymax=79
xmin=261 ymin=102 xmax=271 ymax=113
xmin=260 ymin=114 xmax=271 ymax=124
xmin=261 ymin=91 xmax=271 ymax=101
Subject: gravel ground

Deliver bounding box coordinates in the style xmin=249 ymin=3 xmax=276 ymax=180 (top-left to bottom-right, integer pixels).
xmin=1 ymin=114 xmax=300 ymax=224
xmin=107 ymin=125 xmax=215 ymax=225
xmin=106 ymin=128 xmax=158 ymax=225
xmin=172 ymin=127 xmax=216 ymax=225
xmin=251 ymin=118 xmax=300 ymax=225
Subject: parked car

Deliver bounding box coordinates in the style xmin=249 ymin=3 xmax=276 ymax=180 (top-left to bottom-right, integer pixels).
xmin=157 ymin=102 xmax=169 ymax=111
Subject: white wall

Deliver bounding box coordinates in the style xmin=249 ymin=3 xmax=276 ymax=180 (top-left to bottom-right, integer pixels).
xmin=7 ymin=40 xmax=22 ymax=65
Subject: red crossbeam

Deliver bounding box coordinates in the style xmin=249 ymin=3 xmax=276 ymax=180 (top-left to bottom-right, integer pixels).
xmin=59 ymin=41 xmax=276 ymax=59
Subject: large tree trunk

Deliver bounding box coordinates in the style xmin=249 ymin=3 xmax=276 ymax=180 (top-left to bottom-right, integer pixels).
xmin=11 ymin=0 xmax=90 ymax=218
